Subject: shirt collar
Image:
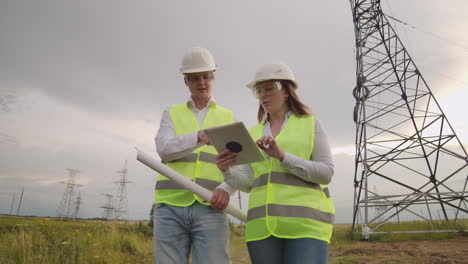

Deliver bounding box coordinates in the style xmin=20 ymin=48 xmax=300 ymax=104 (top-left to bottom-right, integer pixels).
xmin=187 ymin=96 xmax=216 ymax=109
xmin=263 ymin=111 xmax=292 ymax=125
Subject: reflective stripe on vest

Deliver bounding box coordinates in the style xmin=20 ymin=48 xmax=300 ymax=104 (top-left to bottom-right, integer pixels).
xmin=162 ymin=152 xmax=216 ymax=164
xmin=156 ymin=178 xmax=220 ymax=190
xmin=252 ymin=172 xmax=330 ymax=197
xmin=247 ymin=204 xmax=335 ymax=224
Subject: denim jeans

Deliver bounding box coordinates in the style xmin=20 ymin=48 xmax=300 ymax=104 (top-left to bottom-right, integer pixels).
xmin=247 ymin=236 xmax=328 ymax=264
xmin=153 ymin=201 xmax=230 ymax=264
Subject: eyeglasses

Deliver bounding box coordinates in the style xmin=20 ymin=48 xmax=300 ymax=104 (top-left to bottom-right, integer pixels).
xmin=185 ymin=73 xmax=214 ymax=83
xmin=253 ymin=81 xmax=282 ymax=99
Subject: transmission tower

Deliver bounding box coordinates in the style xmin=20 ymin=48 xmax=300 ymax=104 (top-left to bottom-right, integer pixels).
xmin=349 ymin=0 xmax=468 ymax=239
xmin=57 ymin=168 xmax=82 ymax=219
xmin=16 ymin=188 xmax=24 ymax=216
xmin=100 ymin=193 xmax=115 ymax=221
xmin=9 ymin=193 xmax=15 ymax=215
xmin=72 ymin=191 xmax=82 ymax=220
xmin=113 ymin=161 xmax=132 ymax=221
xmin=372 ymin=186 xmax=388 ymax=223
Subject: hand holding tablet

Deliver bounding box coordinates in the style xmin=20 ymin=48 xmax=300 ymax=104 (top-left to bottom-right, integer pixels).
xmin=204 ymin=122 xmax=265 ymax=165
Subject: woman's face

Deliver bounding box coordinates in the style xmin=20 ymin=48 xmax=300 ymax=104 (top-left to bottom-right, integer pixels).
xmin=255 ymin=81 xmax=288 ymax=114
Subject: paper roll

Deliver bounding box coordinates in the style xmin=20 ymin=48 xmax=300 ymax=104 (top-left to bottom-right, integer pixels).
xmin=136 ymin=148 xmax=247 ymax=222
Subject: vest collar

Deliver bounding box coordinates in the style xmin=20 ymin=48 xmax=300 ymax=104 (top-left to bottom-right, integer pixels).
xmin=263 ymin=111 xmax=293 ymax=125
xmin=187 ymin=96 xmax=216 ymax=110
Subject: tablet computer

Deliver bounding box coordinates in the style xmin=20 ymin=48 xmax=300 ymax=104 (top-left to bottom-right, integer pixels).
xmin=204 ymin=122 xmax=265 ymax=165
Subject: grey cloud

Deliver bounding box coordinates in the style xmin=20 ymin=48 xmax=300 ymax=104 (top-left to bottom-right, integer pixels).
xmin=0 ymin=132 xmax=18 ymax=144
xmin=1 ymin=0 xmax=466 ymax=221
xmin=0 ymin=93 xmax=18 ymax=112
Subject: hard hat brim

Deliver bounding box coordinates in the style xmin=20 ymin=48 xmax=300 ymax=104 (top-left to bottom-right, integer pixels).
xmin=246 ymin=78 xmax=298 ymax=89
xmin=181 ymin=66 xmax=216 ymax=74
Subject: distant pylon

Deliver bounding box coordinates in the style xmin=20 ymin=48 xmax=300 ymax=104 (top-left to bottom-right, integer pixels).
xmin=113 ymin=161 xmax=132 ymax=221
xmin=16 ymin=188 xmax=24 ymax=216
xmin=9 ymin=193 xmax=15 ymax=215
xmin=72 ymin=191 xmax=82 ymax=220
xmin=57 ymin=168 xmax=82 ymax=219
xmin=100 ymin=193 xmax=115 ymax=221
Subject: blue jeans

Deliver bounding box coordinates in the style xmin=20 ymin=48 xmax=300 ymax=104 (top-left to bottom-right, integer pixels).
xmin=247 ymin=236 xmax=328 ymax=264
xmin=153 ymin=201 xmax=230 ymax=264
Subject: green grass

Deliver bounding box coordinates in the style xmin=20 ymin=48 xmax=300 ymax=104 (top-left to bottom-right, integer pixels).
xmin=344 ymin=219 xmax=468 ymax=243
xmin=1 ymin=215 xmax=466 ymax=264
xmin=0 ymin=215 xmax=153 ymax=264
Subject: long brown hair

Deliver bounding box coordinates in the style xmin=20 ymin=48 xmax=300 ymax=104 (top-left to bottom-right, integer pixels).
xmin=257 ymin=80 xmax=312 ymax=123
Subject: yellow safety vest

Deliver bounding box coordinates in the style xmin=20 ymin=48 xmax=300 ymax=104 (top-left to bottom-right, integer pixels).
xmin=246 ymin=114 xmax=335 ymax=243
xmin=154 ymin=103 xmax=233 ymax=206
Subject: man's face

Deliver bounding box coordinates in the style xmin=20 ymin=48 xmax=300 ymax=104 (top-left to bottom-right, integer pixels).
xmin=185 ymin=71 xmax=214 ymax=99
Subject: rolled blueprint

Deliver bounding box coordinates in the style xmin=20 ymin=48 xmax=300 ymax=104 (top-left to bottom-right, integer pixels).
xmin=136 ymin=148 xmax=247 ymax=222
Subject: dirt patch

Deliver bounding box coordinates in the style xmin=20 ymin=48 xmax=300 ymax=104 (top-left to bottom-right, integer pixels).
xmin=330 ymin=237 xmax=468 ymax=264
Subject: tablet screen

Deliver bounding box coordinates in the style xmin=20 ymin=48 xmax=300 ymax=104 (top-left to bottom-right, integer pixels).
xmin=204 ymin=122 xmax=265 ymax=165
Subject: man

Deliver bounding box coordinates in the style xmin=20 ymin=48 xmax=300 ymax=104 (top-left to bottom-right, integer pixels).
xmin=154 ymin=47 xmax=235 ymax=264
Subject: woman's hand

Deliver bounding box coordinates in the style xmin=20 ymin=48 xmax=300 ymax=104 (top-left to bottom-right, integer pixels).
xmin=256 ymin=136 xmax=285 ymax=161
xmin=215 ymin=149 xmax=238 ymax=172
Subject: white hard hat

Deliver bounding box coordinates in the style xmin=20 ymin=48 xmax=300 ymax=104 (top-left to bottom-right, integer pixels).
xmin=246 ymin=63 xmax=298 ymax=89
xmin=180 ymin=47 xmax=216 ymax=74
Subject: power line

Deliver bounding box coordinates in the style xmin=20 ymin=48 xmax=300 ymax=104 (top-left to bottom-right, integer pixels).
xmin=383 ymin=11 xmax=468 ymax=87
xmin=386 ymin=14 xmax=468 ymax=52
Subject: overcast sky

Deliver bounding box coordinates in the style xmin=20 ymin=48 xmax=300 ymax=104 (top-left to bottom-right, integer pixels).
xmin=1 ymin=0 xmax=467 ymax=223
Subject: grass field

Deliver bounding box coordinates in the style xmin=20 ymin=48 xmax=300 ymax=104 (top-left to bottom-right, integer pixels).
xmin=1 ymin=215 xmax=467 ymax=264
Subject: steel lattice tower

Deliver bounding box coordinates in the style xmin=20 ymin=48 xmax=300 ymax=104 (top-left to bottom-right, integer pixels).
xmin=349 ymin=0 xmax=468 ymax=239
xmin=113 ymin=161 xmax=132 ymax=220
xmin=72 ymin=191 xmax=82 ymax=220
xmin=57 ymin=168 xmax=82 ymax=219
xmin=100 ymin=193 xmax=115 ymax=221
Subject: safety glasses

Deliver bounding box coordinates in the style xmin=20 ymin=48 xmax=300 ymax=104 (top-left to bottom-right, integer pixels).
xmin=185 ymin=72 xmax=214 ymax=83
xmin=253 ymin=81 xmax=282 ymax=99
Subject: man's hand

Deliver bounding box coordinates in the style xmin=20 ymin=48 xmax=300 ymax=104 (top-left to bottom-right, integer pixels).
xmin=197 ymin=130 xmax=211 ymax=145
xmin=210 ymin=188 xmax=230 ymax=211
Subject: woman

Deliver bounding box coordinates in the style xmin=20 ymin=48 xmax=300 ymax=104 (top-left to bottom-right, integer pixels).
xmin=216 ymin=63 xmax=335 ymax=264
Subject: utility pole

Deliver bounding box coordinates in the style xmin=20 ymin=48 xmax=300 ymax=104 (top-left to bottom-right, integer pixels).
xmin=16 ymin=188 xmax=24 ymax=216
xmin=9 ymin=193 xmax=15 ymax=215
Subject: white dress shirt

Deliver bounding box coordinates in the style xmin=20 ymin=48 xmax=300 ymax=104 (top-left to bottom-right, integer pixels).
xmin=155 ymin=97 xmax=235 ymax=194
xmin=223 ymin=112 xmax=334 ymax=193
